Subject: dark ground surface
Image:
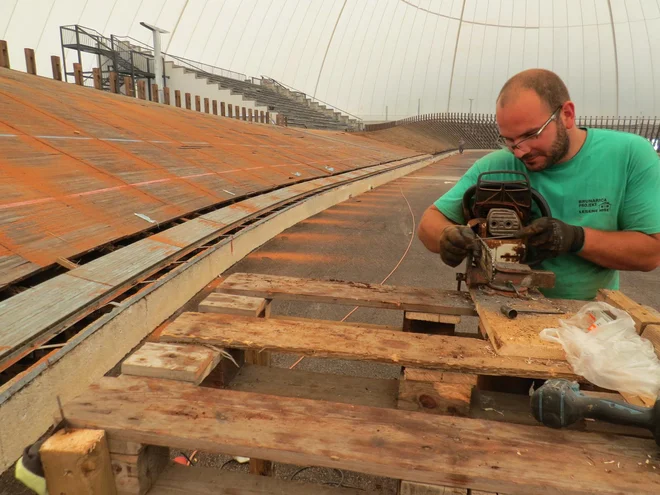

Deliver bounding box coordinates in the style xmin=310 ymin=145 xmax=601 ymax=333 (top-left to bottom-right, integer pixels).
xmin=3 ymin=150 xmax=658 ymax=493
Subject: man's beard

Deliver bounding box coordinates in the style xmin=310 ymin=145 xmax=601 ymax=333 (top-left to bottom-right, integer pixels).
xmin=521 ymin=121 xmax=570 ymax=171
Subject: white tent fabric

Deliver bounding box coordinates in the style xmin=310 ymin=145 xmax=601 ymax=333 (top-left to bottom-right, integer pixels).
xmin=2 ymin=0 xmax=659 ymax=121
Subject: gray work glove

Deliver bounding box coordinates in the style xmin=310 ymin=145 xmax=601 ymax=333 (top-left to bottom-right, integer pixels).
xmin=515 ymin=217 xmax=585 ymax=259
xmin=438 ymin=225 xmax=479 ymax=267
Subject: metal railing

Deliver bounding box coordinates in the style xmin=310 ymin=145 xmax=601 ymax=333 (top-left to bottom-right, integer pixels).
xmin=363 ymin=113 xmax=660 ymax=150
xmin=261 ymin=76 xmax=363 ymax=125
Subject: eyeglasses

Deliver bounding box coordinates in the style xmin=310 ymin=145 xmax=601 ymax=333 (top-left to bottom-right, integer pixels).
xmin=497 ymin=105 xmax=562 ymax=151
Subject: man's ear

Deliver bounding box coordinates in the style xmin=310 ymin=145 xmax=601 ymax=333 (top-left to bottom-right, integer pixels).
xmin=561 ymin=101 xmax=577 ymax=129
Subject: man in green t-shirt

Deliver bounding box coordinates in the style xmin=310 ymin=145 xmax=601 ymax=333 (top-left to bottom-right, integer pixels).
xmin=418 ymin=69 xmax=660 ymax=300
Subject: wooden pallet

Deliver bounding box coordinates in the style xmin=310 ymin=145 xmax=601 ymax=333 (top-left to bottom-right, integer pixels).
xmin=48 ymin=273 xmax=659 ymax=495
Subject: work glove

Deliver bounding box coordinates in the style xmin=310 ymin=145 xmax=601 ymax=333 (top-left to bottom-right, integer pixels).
xmin=515 ymin=217 xmax=585 ymax=259
xmin=438 ymin=225 xmax=479 ymax=267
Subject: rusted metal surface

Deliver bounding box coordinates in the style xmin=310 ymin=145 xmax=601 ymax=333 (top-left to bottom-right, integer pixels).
xmin=0 ymin=67 xmax=417 ymax=289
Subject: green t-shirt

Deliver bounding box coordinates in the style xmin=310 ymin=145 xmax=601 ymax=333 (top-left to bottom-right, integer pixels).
xmin=434 ymin=128 xmax=660 ymax=300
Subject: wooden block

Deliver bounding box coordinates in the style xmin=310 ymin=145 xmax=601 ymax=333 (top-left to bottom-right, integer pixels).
xmin=212 ymin=100 xmax=218 ymax=115
xmin=56 ymin=257 xmax=78 ymax=270
xmin=175 ymin=89 xmax=181 ymax=108
xmin=642 ymin=324 xmax=660 ymax=358
xmin=400 ymin=481 xmax=467 ymax=495
xmin=124 ymin=76 xmax=133 ymax=97
xmin=163 ymin=86 xmax=170 ymax=104
xmin=73 ymin=63 xmax=83 ymax=85
xmin=228 ymin=104 xmax=233 ymax=117
xmin=51 ymin=55 xmax=62 ymax=81
xmin=403 ymin=368 xmax=477 ymax=386
xmin=108 ymin=439 xmax=144 ymax=455
xmin=137 ymin=80 xmax=146 ymax=100
xmin=220 ymin=101 xmax=226 ymax=116
xmin=151 ymin=84 xmax=159 ymax=102
xmin=403 ymin=311 xmax=460 ymax=335
xmin=598 ymin=290 xmax=660 ymax=333
xmin=111 ymin=446 xmax=169 ymax=495
xmin=201 ymin=292 xmax=268 ymax=316
xmin=185 ymin=92 xmax=191 ymax=109
xmin=93 ymin=67 xmax=102 ymax=89
xmin=110 ymin=72 xmax=119 ymax=94
xmin=260 ymin=110 xmax=265 ymax=123
xmin=41 ymin=429 xmax=116 ymax=495
xmin=266 ymin=111 xmax=270 ymax=123
xmin=204 ymin=97 xmax=210 ymax=113
xmin=195 ymin=95 xmax=201 ymax=112
xmin=248 ymin=108 xmax=253 ymax=122
xmin=398 ymin=380 xmax=472 ymax=416
xmin=121 ymin=342 xmax=221 ymax=385
xmin=0 ymin=40 xmax=9 ymax=69
xmin=242 ymin=107 xmax=247 ymax=120
xmin=24 ymin=48 xmax=36 ymax=75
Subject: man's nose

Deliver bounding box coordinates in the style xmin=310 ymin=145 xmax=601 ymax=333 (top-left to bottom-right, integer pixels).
xmin=512 ymin=146 xmax=527 ymax=159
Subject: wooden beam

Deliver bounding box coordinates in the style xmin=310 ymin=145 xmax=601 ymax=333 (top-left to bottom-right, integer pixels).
xmin=137 ymin=80 xmax=146 ymax=100
xmin=111 ymin=445 xmax=169 ymax=494
xmin=0 ymin=40 xmax=9 ymax=69
xmin=198 ymin=292 xmax=268 ymax=316
xmin=399 ymin=482 xmax=467 ymax=495
xmin=73 ymin=63 xmax=83 ymax=85
xmin=397 ymin=380 xmax=472 ymax=416
xmin=63 ymin=376 xmax=660 ymax=495
xmin=217 ymin=273 xmax=476 ymax=316
xmin=124 ymin=76 xmax=133 ymax=97
xmin=24 ymin=48 xmax=36 ymax=75
xmin=40 ymin=429 xmax=116 ymax=495
xmin=163 ymin=86 xmax=170 ymax=105
xmin=598 ymin=290 xmax=660 ymax=333
xmin=51 ymin=55 xmax=62 ymax=81
xmin=121 ymin=342 xmax=221 ymax=385
xmin=160 ymin=313 xmax=581 ymax=380
xmin=109 ymin=72 xmax=119 ymax=94
xmin=403 ymin=312 xmax=460 ymax=335
xmin=152 ymin=463 xmax=367 ymax=494
xmin=642 ymin=324 xmax=660 ymax=358
xmin=92 ymin=67 xmax=102 ymax=89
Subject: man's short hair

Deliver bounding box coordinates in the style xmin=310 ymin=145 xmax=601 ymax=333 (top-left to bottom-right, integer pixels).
xmin=497 ymin=69 xmax=570 ymax=110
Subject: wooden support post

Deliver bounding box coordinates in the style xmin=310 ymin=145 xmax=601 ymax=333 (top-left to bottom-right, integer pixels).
xmin=110 ymin=445 xmax=169 ymax=495
xmin=220 ymin=101 xmax=226 ymax=116
xmin=51 ymin=55 xmax=62 ymax=81
xmin=195 ymin=95 xmax=201 ymax=112
xmin=137 ymin=80 xmax=146 ymax=100
xmin=24 ymin=48 xmax=36 ymax=75
xmin=284 ymin=115 xmax=288 ymax=126
xmin=212 ymin=100 xmax=218 ymax=115
xmin=163 ymin=86 xmax=170 ymax=105
xmin=242 ymin=107 xmax=247 ymax=121
xmin=235 ymin=107 xmax=241 ymax=120
xmin=248 ymin=108 xmax=253 ymax=122
xmin=92 ymin=68 xmax=102 ymax=89
xmin=185 ymin=92 xmax=191 ymax=110
xmin=204 ymin=97 xmax=210 ymax=113
xmin=40 ymin=429 xmax=117 ymax=495
xmin=109 ymin=72 xmax=119 ymax=94
xmin=266 ymin=111 xmax=270 ymax=124
xmin=260 ymin=110 xmax=265 ymax=123
xmin=124 ymin=76 xmax=133 ymax=97
xmin=73 ymin=63 xmax=83 ymax=85
xmin=227 ymin=104 xmax=233 ymax=118
xmin=0 ymin=40 xmax=9 ymax=69
xmin=175 ymin=89 xmax=181 ymax=108
xmin=151 ymin=83 xmax=159 ymax=102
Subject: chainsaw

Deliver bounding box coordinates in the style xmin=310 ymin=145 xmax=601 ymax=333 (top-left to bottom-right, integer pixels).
xmin=456 ymin=171 xmax=556 ymax=293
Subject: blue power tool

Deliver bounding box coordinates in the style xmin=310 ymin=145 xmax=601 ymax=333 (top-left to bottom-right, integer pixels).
xmin=531 ymin=379 xmax=660 ymax=446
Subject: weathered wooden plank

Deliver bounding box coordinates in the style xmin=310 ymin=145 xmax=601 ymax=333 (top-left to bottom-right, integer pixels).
xmin=397 ymin=380 xmax=472 ymax=416
xmin=471 ymin=288 xmax=583 ymax=360
xmin=229 ymin=364 xmax=398 ymax=409
xmin=198 ymin=292 xmax=267 ymax=316
xmin=217 ymin=273 xmax=477 ymax=316
xmin=121 ymin=342 xmax=221 ymax=385
xmin=151 ymin=463 xmax=370 ymax=494
xmin=598 ymin=290 xmax=660 ymax=333
xmin=111 ymin=446 xmax=169 ymax=495
xmin=399 ymin=482 xmax=467 ymax=495
xmin=41 ymin=429 xmax=116 ymax=495
xmin=403 ymin=312 xmax=460 ymax=335
xmin=161 ymin=313 xmax=581 ymax=380
xmin=642 ymin=324 xmax=660 ymax=358
xmin=64 ymin=376 xmax=660 ymax=495
xmin=403 ymin=368 xmax=478 ymax=385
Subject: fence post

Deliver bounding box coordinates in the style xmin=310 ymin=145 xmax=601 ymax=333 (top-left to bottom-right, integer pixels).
xmin=24 ymin=48 xmax=37 ymax=75
xmin=124 ymin=76 xmax=133 ymax=97
xmin=151 ymin=83 xmax=159 ymax=102
xmin=163 ymin=86 xmax=170 ymax=104
xmin=204 ymin=97 xmax=210 ymax=113
xmin=0 ymin=40 xmax=9 ymax=69
xmin=228 ymin=104 xmax=233 ymax=117
xmin=220 ymin=102 xmax=226 ymax=116
xmin=212 ymin=100 xmax=218 ymax=115
xmin=185 ymin=92 xmax=191 ymax=109
xmin=248 ymin=108 xmax=253 ymax=122
xmin=137 ymin=80 xmax=146 ymax=99
xmin=92 ymin=68 xmax=102 ymax=89
xmin=51 ymin=56 xmax=62 ymax=81
xmin=175 ymin=90 xmax=181 ymax=108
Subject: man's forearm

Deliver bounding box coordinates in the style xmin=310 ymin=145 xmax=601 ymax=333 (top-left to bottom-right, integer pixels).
xmin=418 ymin=207 xmax=456 ymax=253
xmin=578 ymin=228 xmax=660 ymax=271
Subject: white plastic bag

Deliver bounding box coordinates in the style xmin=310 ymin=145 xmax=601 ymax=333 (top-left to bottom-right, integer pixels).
xmin=539 ymin=301 xmax=660 ymax=397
